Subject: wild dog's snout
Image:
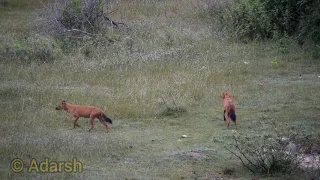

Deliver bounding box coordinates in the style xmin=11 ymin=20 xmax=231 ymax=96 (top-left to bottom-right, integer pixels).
xmin=56 ymin=100 xmax=66 ymax=110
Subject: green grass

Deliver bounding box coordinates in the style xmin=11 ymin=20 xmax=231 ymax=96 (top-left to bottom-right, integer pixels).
xmin=1 ymin=0 xmax=320 ymax=179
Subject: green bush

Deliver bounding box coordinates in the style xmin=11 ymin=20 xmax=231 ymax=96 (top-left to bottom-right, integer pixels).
xmin=27 ymin=34 xmax=62 ymax=63
xmin=1 ymin=34 xmax=62 ymax=63
xmin=231 ymin=0 xmax=272 ymax=41
xmin=212 ymin=0 xmax=320 ymax=44
xmin=2 ymin=43 xmax=28 ymax=62
xmin=297 ymin=0 xmax=320 ymax=44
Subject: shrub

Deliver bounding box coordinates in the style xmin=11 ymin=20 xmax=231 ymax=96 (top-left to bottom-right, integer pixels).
xmin=224 ymin=123 xmax=302 ymax=175
xmin=211 ymin=0 xmax=273 ymax=42
xmin=225 ymin=133 xmax=299 ymax=175
xmin=27 ymin=34 xmax=62 ymax=63
xmin=37 ymin=0 xmax=124 ymax=39
xmin=158 ymin=106 xmax=187 ymax=118
xmin=2 ymin=43 xmax=28 ymax=62
xmin=0 ymin=0 xmax=8 ymax=6
xmin=156 ymin=97 xmax=187 ymax=118
xmin=211 ymin=0 xmax=320 ymax=44
xmin=297 ymin=0 xmax=320 ymax=44
xmin=224 ymin=122 xmax=320 ymax=177
xmin=1 ymin=34 xmax=62 ymax=63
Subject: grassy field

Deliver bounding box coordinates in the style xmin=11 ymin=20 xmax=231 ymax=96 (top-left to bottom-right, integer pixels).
xmin=1 ymin=0 xmax=320 ymax=179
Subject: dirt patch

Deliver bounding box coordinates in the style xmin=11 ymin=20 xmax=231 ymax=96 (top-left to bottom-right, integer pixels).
xmin=184 ymin=151 xmax=208 ymax=159
xmin=284 ymin=140 xmax=320 ymax=169
xmin=298 ymin=154 xmax=320 ymax=169
xmin=174 ymin=150 xmax=213 ymax=161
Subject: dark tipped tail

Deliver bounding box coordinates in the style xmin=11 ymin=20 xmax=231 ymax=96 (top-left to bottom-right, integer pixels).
xmin=102 ymin=113 xmax=112 ymax=124
xmin=229 ymin=108 xmax=236 ymax=122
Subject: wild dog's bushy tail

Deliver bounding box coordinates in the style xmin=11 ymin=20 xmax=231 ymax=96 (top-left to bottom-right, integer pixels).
xmin=229 ymin=108 xmax=236 ymax=122
xmin=102 ymin=113 xmax=112 ymax=124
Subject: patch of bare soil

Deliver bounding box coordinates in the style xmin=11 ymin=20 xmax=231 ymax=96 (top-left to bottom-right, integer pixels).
xmin=183 ymin=151 xmax=209 ymax=159
xmin=285 ymin=141 xmax=320 ymax=169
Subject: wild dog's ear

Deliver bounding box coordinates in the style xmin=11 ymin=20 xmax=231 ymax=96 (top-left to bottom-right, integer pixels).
xmin=226 ymin=91 xmax=231 ymax=97
xmin=61 ymin=100 xmax=66 ymax=104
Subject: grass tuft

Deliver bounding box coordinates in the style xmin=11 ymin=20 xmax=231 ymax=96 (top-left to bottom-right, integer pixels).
xmin=158 ymin=106 xmax=187 ymax=118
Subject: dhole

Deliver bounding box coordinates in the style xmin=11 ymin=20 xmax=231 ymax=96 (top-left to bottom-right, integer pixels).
xmin=222 ymin=91 xmax=237 ymax=130
xmin=55 ymin=100 xmax=112 ymax=132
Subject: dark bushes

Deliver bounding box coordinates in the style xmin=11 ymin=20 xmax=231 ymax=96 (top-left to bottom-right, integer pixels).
xmin=211 ymin=0 xmax=320 ymax=45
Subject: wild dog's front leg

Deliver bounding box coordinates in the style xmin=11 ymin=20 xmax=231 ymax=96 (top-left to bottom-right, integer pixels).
xmin=73 ymin=116 xmax=80 ymax=128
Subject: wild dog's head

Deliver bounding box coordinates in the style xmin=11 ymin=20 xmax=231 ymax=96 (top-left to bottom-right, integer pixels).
xmin=55 ymin=100 xmax=67 ymax=110
xmin=222 ymin=91 xmax=232 ymax=100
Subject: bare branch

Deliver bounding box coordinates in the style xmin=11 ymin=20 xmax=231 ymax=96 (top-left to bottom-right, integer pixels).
xmin=224 ymin=146 xmax=256 ymax=174
xmin=234 ymin=136 xmax=258 ymax=167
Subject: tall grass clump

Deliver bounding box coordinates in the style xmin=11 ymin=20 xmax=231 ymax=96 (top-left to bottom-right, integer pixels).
xmin=1 ymin=34 xmax=62 ymax=63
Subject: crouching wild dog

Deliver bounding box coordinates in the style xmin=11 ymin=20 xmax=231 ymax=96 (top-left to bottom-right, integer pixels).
xmin=55 ymin=100 xmax=112 ymax=132
xmin=222 ymin=91 xmax=237 ymax=130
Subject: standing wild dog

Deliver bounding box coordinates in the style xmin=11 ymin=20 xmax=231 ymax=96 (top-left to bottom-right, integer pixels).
xmin=55 ymin=100 xmax=112 ymax=132
xmin=222 ymin=91 xmax=237 ymax=130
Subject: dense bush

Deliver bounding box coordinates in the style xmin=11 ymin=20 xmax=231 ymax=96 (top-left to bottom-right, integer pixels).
xmin=211 ymin=0 xmax=320 ymax=44
xmin=37 ymin=0 xmax=124 ymax=39
xmin=59 ymin=0 xmax=102 ymax=33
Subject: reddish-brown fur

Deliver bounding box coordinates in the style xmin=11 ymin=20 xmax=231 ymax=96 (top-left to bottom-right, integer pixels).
xmin=55 ymin=100 xmax=112 ymax=132
xmin=222 ymin=91 xmax=237 ymax=130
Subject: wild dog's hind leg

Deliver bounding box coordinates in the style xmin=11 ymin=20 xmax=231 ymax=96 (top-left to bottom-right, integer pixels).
xmin=224 ymin=113 xmax=230 ymax=128
xmin=224 ymin=109 xmax=230 ymax=128
xmin=226 ymin=118 xmax=230 ymax=128
xmin=98 ymin=115 xmax=110 ymax=133
xmin=88 ymin=114 xmax=96 ymax=132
